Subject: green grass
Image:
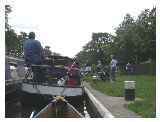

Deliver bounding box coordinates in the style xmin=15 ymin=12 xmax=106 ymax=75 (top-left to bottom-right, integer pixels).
xmin=83 ymin=75 xmax=156 ymax=118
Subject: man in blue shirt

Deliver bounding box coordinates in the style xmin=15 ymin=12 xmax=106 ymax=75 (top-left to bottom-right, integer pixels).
xmin=24 ymin=32 xmax=43 ymax=66
xmin=24 ymin=32 xmax=44 ymax=82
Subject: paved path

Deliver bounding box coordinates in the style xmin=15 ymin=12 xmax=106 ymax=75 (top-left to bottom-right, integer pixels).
xmin=83 ymin=82 xmax=141 ymax=118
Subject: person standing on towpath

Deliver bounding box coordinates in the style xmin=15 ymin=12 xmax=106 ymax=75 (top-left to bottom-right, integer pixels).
xmin=110 ymin=55 xmax=118 ymax=83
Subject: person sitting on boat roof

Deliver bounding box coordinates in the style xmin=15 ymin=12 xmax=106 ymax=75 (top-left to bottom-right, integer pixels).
xmin=66 ymin=58 xmax=81 ymax=86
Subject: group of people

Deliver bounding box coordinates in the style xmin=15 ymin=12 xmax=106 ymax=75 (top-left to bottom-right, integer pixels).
xmin=95 ymin=56 xmax=134 ymax=82
xmin=96 ymin=56 xmax=134 ymax=82
xmin=96 ymin=55 xmax=118 ymax=82
xmin=23 ymin=31 xmax=132 ymax=85
xmin=23 ymin=32 xmax=81 ymax=86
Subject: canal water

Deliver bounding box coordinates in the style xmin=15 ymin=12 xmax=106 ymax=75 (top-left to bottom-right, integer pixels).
xmin=6 ymin=101 xmax=45 ymax=118
xmin=5 ymin=94 xmax=95 ymax=118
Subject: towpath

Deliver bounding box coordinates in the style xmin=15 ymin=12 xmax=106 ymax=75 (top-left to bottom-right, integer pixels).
xmin=83 ymin=81 xmax=141 ymax=118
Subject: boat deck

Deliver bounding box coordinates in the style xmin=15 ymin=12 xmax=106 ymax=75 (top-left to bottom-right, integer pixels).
xmin=21 ymin=82 xmax=83 ymax=96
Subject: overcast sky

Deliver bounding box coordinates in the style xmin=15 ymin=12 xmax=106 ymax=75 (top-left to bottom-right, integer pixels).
xmin=7 ymin=0 xmax=156 ymax=58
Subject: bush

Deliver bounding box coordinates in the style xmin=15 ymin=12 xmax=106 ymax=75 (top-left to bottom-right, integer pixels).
xmin=119 ymin=62 xmax=156 ymax=75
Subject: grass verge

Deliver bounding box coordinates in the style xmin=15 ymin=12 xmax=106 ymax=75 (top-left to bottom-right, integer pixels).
xmin=83 ymin=75 xmax=156 ymax=117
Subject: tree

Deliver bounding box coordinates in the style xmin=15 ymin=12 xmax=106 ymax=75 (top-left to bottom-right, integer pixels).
xmin=5 ymin=5 xmax=12 ymax=30
xmin=76 ymin=7 xmax=156 ymax=67
xmin=76 ymin=32 xmax=115 ymax=65
xmin=115 ymin=14 xmax=137 ymax=64
xmin=134 ymin=7 xmax=156 ymax=62
xmin=114 ymin=8 xmax=156 ymax=64
xmin=16 ymin=32 xmax=28 ymax=57
xmin=5 ymin=5 xmax=18 ymax=55
xmin=43 ymin=46 xmax=52 ymax=57
xmin=5 ymin=5 xmax=28 ymax=57
xmin=5 ymin=29 xmax=18 ymax=54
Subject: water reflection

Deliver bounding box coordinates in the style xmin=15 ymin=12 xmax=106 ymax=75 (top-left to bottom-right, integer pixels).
xmin=6 ymin=101 xmax=41 ymax=118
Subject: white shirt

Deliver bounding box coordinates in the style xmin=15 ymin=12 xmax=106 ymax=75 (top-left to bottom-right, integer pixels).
xmin=110 ymin=59 xmax=118 ymax=68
